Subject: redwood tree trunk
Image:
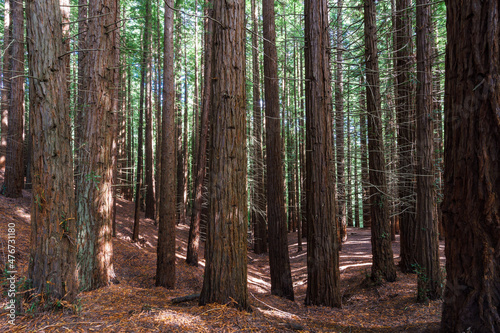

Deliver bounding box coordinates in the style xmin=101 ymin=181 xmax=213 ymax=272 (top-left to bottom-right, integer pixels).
xmin=199 ymin=0 xmax=249 ymax=309
xmin=5 ymin=0 xmax=25 ymax=198
xmin=186 ymin=0 xmax=213 ymax=266
xmin=415 ymin=0 xmax=441 ymax=302
xmin=441 ymin=1 xmax=500 ymax=331
xmin=156 ymin=0 xmax=177 ymax=289
xmin=304 ymin=0 xmax=341 ymax=307
xmin=0 ymin=0 xmax=11 ymax=172
xmin=76 ymin=0 xmax=118 ymax=291
xmin=26 ymin=0 xmax=77 ymax=302
xmin=263 ymin=0 xmax=294 ymax=301
xmin=364 ymin=0 xmax=396 ymax=283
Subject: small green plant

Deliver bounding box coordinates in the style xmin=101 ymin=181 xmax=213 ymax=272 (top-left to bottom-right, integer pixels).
xmin=85 ymin=171 xmax=101 ymax=190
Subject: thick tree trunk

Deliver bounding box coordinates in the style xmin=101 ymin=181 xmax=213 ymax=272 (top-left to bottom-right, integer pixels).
xmin=263 ymin=0 xmax=294 ymax=301
xmin=364 ymin=0 xmax=396 ymax=283
xmin=199 ymin=0 xmax=249 ymax=309
xmin=76 ymin=0 xmax=118 ymax=291
xmin=441 ymin=1 xmax=500 ymax=331
xmin=395 ymin=0 xmax=417 ymax=274
xmin=415 ymin=0 xmax=442 ymax=302
xmin=4 ymin=0 xmax=25 ymax=198
xmin=156 ymin=0 xmax=177 ymax=289
xmin=186 ymin=0 xmax=213 ymax=266
xmin=26 ymin=0 xmax=77 ymax=302
xmin=0 ymin=0 xmax=10 ymax=172
xmin=304 ymin=0 xmax=341 ymax=307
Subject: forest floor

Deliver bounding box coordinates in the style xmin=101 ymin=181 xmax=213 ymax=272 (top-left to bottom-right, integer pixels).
xmin=0 ymin=183 xmax=444 ymax=332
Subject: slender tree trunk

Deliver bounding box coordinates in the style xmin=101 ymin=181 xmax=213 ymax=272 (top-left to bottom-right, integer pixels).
xmin=4 ymin=0 xmax=24 ymax=198
xmin=156 ymin=0 xmax=177 ymax=289
xmin=186 ymin=0 xmax=213 ymax=266
xmin=199 ymin=0 xmax=249 ymax=309
xmin=262 ymin=0 xmax=294 ymax=301
xmin=441 ymin=1 xmax=500 ymax=331
xmin=27 ymin=0 xmax=77 ymax=302
xmin=0 ymin=0 xmax=10 ymax=172
xmin=304 ymin=0 xmax=341 ymax=307
xmin=250 ymin=0 xmax=267 ymax=255
xmin=364 ymin=0 xmax=396 ymax=283
xmin=395 ymin=0 xmax=417 ymax=274
xmin=76 ymin=0 xmax=118 ymax=290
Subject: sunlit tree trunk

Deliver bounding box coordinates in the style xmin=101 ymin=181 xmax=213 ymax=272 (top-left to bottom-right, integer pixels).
xmin=0 ymin=0 xmax=10 ymax=172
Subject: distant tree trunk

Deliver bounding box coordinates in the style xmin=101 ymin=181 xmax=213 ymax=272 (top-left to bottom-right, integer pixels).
xmin=262 ymin=0 xmax=294 ymax=301
xmin=395 ymin=0 xmax=417 ymax=274
xmin=76 ymin=0 xmax=118 ymax=291
xmin=250 ymin=0 xmax=267 ymax=255
xmin=132 ymin=28 xmax=146 ymax=242
xmin=4 ymin=0 xmax=24 ymax=198
xmin=364 ymin=0 xmax=396 ymax=283
xmin=335 ymin=0 xmax=347 ymax=243
xmin=144 ymin=0 xmax=156 ymax=221
xmin=0 ymin=0 xmax=10 ymax=172
xmin=182 ymin=44 xmax=189 ymax=224
xmin=186 ymin=0 xmax=213 ymax=266
xmin=441 ymin=1 xmax=500 ymax=331
xmin=26 ymin=0 xmax=77 ymax=302
xmin=199 ymin=0 xmax=249 ymax=309
xmin=304 ymin=0 xmax=341 ymax=307
xmin=414 ymin=0 xmax=442 ymax=302
xmin=359 ymin=76 xmax=370 ymax=229
xmin=156 ymin=0 xmax=176 ymax=289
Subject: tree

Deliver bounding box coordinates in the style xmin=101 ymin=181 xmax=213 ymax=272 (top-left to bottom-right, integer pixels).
xmin=250 ymin=0 xmax=267 ymax=255
xmin=0 ymin=0 xmax=10 ymax=172
xmin=4 ymin=0 xmax=24 ymax=198
xmin=156 ymin=0 xmax=176 ymax=288
xmin=76 ymin=0 xmax=119 ymax=291
xmin=394 ymin=0 xmax=417 ymax=274
xmin=26 ymin=0 xmax=77 ymax=302
xmin=414 ymin=0 xmax=441 ymax=301
xmin=441 ymin=1 xmax=500 ymax=331
xmin=335 ymin=0 xmax=347 ymax=243
xmin=304 ymin=0 xmax=341 ymax=307
xmin=199 ymin=0 xmax=249 ymax=309
xmin=364 ymin=0 xmax=396 ymax=283
xmin=262 ymin=0 xmax=294 ymax=301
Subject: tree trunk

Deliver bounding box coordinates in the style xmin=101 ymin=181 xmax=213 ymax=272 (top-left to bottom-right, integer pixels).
xmin=263 ymin=0 xmax=294 ymax=301
xmin=76 ymin=0 xmax=118 ymax=291
xmin=304 ymin=0 xmax=341 ymax=307
xmin=4 ymin=0 xmax=24 ymax=198
xmin=144 ymin=0 xmax=156 ymax=221
xmin=359 ymin=76 xmax=370 ymax=229
xmin=156 ymin=0 xmax=177 ymax=289
xmin=364 ymin=0 xmax=396 ymax=283
xmin=414 ymin=0 xmax=442 ymax=302
xmin=249 ymin=0 xmax=267 ymax=255
xmin=0 ymin=0 xmax=10 ymax=172
xmin=199 ymin=0 xmax=249 ymax=309
xmin=441 ymin=1 xmax=500 ymax=331
xmin=186 ymin=0 xmax=213 ymax=266
xmin=395 ymin=0 xmax=417 ymax=274
xmin=26 ymin=0 xmax=77 ymax=302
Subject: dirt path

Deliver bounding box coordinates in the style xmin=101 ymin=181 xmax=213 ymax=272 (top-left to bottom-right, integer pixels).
xmin=1 ymin=191 xmax=443 ymax=332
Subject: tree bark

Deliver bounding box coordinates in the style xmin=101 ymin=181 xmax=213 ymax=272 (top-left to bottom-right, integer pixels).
xmin=156 ymin=0 xmax=176 ymax=289
xmin=395 ymin=0 xmax=417 ymax=274
xmin=0 ymin=0 xmax=10 ymax=172
xmin=364 ymin=0 xmax=396 ymax=283
xmin=76 ymin=0 xmax=118 ymax=291
xmin=4 ymin=0 xmax=25 ymax=198
xmin=263 ymin=0 xmax=294 ymax=301
xmin=441 ymin=1 xmax=500 ymax=331
xmin=199 ymin=0 xmax=249 ymax=309
xmin=304 ymin=0 xmax=341 ymax=307
xmin=26 ymin=0 xmax=77 ymax=302
xmin=415 ymin=0 xmax=442 ymax=302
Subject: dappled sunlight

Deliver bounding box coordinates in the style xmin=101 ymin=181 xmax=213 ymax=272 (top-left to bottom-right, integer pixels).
xmin=154 ymin=309 xmax=208 ymax=330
